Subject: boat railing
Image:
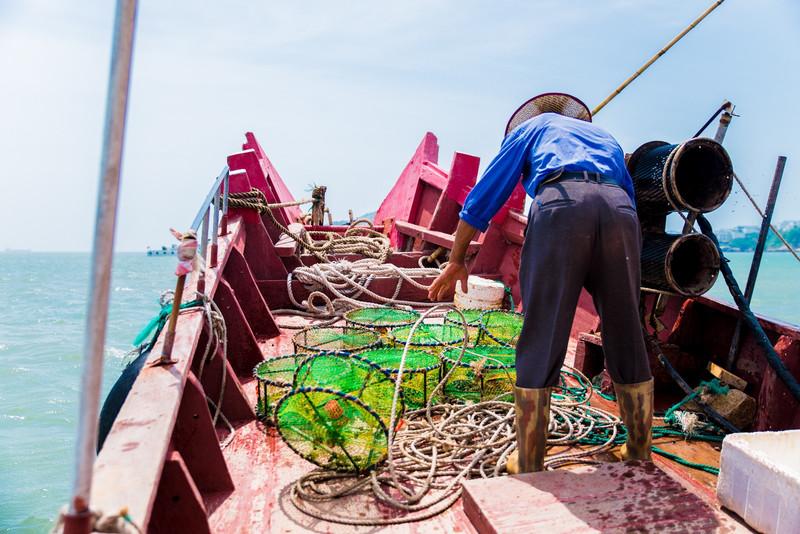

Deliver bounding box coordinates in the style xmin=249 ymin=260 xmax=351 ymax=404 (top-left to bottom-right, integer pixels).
xmin=190 ymin=166 xmax=229 ymax=291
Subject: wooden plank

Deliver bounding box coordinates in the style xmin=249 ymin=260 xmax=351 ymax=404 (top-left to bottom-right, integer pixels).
xmin=90 ymin=219 xmax=244 ymax=528
xmin=394 ymin=220 xmax=481 ymax=255
xmin=462 ymin=462 xmax=747 ymax=534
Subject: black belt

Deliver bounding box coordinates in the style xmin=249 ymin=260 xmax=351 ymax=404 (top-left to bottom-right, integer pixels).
xmin=537 ymin=170 xmax=620 ymax=194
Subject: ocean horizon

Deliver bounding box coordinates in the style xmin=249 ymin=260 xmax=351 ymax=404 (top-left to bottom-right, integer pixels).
xmin=0 ymin=250 xmax=798 ymax=531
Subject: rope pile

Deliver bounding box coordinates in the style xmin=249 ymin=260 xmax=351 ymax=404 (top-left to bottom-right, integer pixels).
xmin=281 ymin=259 xmax=442 ymax=322
xmin=288 ymin=306 xmax=622 ymax=526
xmin=227 ymin=188 xmax=393 ymax=262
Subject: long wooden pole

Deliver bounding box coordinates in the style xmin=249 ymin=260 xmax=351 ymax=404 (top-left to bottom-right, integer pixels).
xmin=592 ymin=0 xmax=726 ymax=116
xmin=66 ymin=0 xmax=138 ymax=530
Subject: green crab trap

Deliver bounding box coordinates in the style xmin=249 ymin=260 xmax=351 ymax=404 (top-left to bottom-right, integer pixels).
xmin=389 ymin=323 xmax=465 ymax=348
xmin=479 ymin=310 xmax=524 ymax=347
xmin=441 ymin=346 xmax=516 ymax=403
xmin=292 ymin=325 xmax=381 ymax=353
xmin=253 ymin=353 xmax=307 ymax=422
xmin=359 ymin=347 xmax=441 ymax=409
xmin=344 ymin=306 xmax=421 ymax=331
xmin=275 ymin=352 xmax=403 ymax=472
xmin=444 ymin=308 xmax=488 ymax=345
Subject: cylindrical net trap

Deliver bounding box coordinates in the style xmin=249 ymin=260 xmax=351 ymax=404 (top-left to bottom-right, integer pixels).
xmin=253 ymin=354 xmax=307 ymax=422
xmin=344 ymin=306 xmax=420 ymax=332
xmin=275 ymin=353 xmax=402 ymax=472
xmin=479 ymin=310 xmax=524 ymax=347
xmin=441 ymin=346 xmax=516 ymax=403
xmin=444 ymin=308 xmax=486 ymax=345
xmin=627 ymin=138 xmax=733 ymax=215
xmin=359 ymin=347 xmax=441 ymax=409
xmin=641 ymin=232 xmax=720 ymax=296
xmin=292 ymin=325 xmax=381 ymax=353
xmin=389 ymin=323 xmax=466 ymax=348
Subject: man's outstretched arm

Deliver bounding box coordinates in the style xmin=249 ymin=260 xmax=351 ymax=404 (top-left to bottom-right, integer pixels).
xmin=427 ymin=219 xmax=479 ymax=301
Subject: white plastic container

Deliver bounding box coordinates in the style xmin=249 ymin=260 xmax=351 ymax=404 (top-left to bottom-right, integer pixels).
xmin=717 ymin=430 xmax=800 ymax=533
xmin=454 ymin=276 xmax=505 ymax=310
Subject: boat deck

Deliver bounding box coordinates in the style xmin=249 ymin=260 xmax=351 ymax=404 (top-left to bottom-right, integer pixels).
xmin=204 ymin=315 xmax=741 ymax=533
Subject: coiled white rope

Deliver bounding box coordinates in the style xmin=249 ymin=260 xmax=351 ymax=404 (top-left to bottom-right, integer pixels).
xmin=273 ymin=259 xmax=443 ymax=327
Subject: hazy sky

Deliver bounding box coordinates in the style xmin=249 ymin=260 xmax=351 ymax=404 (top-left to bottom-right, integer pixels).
xmin=1 ymin=0 xmax=799 ymax=251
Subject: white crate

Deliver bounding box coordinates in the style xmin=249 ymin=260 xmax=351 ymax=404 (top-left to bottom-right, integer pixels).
xmin=717 ymin=430 xmax=800 ymax=533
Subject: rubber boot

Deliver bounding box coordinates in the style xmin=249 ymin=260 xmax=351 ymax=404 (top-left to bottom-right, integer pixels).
xmin=614 ymin=378 xmax=654 ymax=461
xmin=506 ymin=386 xmax=551 ymax=474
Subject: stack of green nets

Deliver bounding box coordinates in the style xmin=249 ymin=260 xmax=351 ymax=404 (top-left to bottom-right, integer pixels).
xmin=292 ymin=326 xmax=381 ymax=353
xmin=359 ymin=347 xmax=441 ymax=409
xmin=253 ymin=353 xmax=307 ymax=422
xmin=441 ymin=346 xmax=516 ymax=402
xmin=444 ymin=308 xmax=487 ymax=345
xmin=479 ymin=310 xmax=524 ymax=347
xmin=389 ymin=323 xmax=465 ymax=347
xmin=344 ymin=307 xmax=420 ymax=330
xmin=275 ymin=353 xmax=402 ymax=472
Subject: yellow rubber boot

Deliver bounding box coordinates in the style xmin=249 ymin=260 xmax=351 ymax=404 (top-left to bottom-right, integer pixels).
xmin=614 ymin=378 xmax=654 ymax=461
xmin=506 ymin=386 xmax=551 ymax=474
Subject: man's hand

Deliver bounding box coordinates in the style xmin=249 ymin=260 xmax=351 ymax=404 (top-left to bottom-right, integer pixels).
xmin=428 ymin=262 xmax=469 ymax=301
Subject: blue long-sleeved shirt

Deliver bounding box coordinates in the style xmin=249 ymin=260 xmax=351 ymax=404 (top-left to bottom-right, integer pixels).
xmin=459 ymin=112 xmax=635 ymax=232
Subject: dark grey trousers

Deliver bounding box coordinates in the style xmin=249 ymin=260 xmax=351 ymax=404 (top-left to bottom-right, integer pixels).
xmin=515 ymin=179 xmax=652 ymax=388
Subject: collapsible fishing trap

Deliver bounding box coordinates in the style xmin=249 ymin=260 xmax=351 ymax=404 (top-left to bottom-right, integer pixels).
xmin=441 ymin=346 xmax=516 ymax=402
xmin=479 ymin=310 xmax=524 ymax=347
xmin=275 ymin=352 xmax=403 ymax=473
xmin=444 ymin=308 xmax=485 ymax=345
xmin=292 ymin=325 xmax=381 ymax=353
xmin=253 ymin=353 xmax=307 ymax=421
xmin=344 ymin=307 xmax=421 ymax=331
xmin=359 ymin=347 xmax=441 ymax=409
xmin=388 ymin=323 xmax=466 ymax=348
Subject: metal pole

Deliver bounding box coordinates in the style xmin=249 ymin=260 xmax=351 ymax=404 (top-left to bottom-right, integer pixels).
xmin=210 ymin=195 xmax=220 ymax=268
xmin=220 ymin=171 xmax=230 ymax=236
xmin=592 ymin=0 xmax=726 ymax=116
xmin=726 ymin=156 xmax=787 ymax=369
xmin=197 ymin=208 xmax=209 ymax=294
xmin=66 ymin=0 xmax=138 ymax=527
xmin=713 ymin=103 xmax=734 ymax=144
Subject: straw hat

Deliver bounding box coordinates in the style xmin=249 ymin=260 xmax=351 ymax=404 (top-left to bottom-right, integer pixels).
xmin=505 ymin=92 xmax=592 ymax=136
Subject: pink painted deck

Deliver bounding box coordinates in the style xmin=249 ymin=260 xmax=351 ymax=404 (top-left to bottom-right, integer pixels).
xmin=461 ymin=462 xmax=748 ymax=534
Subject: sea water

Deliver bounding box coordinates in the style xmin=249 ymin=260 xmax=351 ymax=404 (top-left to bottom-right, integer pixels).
xmin=0 ymin=253 xmax=174 ymax=532
xmin=0 ymin=251 xmax=798 ymax=532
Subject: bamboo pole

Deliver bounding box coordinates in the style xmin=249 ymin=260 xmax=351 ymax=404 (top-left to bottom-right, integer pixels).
xmin=66 ymin=0 xmax=138 ymax=530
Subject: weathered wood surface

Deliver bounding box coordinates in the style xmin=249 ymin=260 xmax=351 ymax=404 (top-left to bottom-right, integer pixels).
xmin=461 ymin=461 xmax=748 ymax=534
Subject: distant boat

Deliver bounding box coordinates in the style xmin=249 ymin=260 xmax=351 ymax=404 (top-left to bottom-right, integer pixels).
xmin=145 ymin=244 xmax=177 ymax=256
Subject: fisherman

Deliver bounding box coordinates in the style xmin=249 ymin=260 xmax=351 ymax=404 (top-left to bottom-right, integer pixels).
xmin=428 ymin=93 xmax=654 ymax=473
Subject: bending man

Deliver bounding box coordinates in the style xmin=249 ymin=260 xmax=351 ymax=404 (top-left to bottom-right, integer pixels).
xmin=428 ymin=93 xmax=653 ymax=473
